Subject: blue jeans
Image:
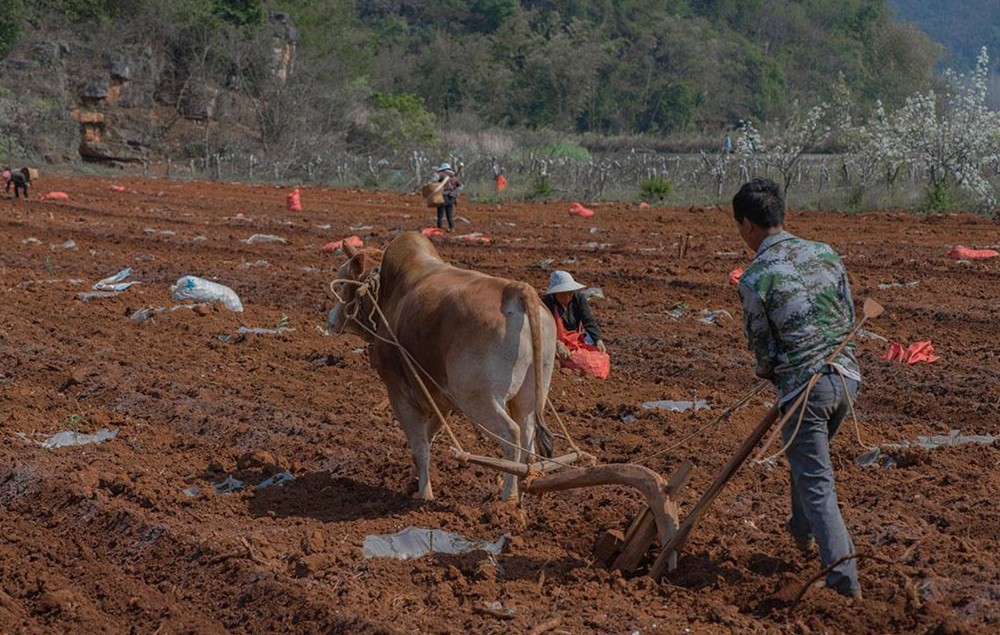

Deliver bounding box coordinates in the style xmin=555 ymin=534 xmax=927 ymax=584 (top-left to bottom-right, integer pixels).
xmin=781 ymin=371 xmax=860 ymax=596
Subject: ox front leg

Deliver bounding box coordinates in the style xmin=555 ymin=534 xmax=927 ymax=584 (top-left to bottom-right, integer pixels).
xmin=393 ymin=398 xmax=436 ymax=501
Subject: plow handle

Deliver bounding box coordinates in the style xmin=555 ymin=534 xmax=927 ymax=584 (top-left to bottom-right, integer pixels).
xmin=651 ymin=403 xmax=780 ymax=579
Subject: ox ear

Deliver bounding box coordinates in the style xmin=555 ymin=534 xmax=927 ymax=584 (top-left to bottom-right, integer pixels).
xmin=349 ymin=251 xmax=365 ymax=275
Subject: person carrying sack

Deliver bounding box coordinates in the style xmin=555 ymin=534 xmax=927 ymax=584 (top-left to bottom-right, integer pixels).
xmin=426 ymin=162 xmax=462 ymax=232
xmin=542 ymin=270 xmax=610 ymax=378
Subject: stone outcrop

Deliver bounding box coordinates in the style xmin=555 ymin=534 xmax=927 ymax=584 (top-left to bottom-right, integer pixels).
xmin=0 ymin=13 xmax=299 ymax=165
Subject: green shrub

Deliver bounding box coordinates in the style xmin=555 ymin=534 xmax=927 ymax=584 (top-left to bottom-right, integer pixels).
xmin=0 ymin=0 xmax=22 ymax=56
xmin=538 ymin=139 xmax=591 ymax=162
xmin=920 ymin=181 xmax=953 ymax=214
xmin=531 ymin=176 xmax=554 ymax=198
xmin=369 ymin=92 xmax=436 ymax=150
xmin=640 ymin=177 xmax=672 ymax=202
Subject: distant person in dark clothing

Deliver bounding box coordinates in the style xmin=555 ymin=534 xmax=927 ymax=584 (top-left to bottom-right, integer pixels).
xmin=7 ymin=167 xmax=29 ymax=199
xmin=542 ymin=270 xmax=606 ymax=359
xmin=430 ymin=162 xmax=462 ymax=232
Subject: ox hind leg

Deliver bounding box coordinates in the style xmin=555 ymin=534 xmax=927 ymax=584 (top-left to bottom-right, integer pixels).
xmin=390 ymin=396 xmax=441 ymax=501
xmin=462 ymin=398 xmax=527 ymax=502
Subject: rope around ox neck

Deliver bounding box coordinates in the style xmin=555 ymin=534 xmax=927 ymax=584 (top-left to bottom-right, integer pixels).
xmin=327 ymin=273 xmax=588 ymax=471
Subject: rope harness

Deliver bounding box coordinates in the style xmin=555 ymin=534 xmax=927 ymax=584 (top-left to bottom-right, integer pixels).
xmin=329 ymin=268 xmax=585 ymax=471
xmin=329 ymin=267 xmax=876 ymax=477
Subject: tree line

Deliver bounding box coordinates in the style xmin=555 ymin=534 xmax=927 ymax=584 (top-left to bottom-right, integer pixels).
xmin=2 ymin=0 xmax=942 ymax=143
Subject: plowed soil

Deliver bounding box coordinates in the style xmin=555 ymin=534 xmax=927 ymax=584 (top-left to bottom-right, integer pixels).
xmin=2 ymin=176 xmax=998 ymax=634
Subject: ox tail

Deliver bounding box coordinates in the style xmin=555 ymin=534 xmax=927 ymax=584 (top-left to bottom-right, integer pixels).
xmin=506 ymin=282 xmax=554 ymax=459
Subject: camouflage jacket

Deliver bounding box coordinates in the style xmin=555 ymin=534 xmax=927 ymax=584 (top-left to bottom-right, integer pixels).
xmin=736 ymin=231 xmax=860 ymax=401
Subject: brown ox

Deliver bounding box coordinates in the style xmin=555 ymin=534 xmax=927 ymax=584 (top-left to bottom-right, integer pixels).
xmin=327 ymin=232 xmax=556 ymax=501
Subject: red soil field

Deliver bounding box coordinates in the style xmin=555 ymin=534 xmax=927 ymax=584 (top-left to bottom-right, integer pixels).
xmin=1 ymin=175 xmax=998 ymax=634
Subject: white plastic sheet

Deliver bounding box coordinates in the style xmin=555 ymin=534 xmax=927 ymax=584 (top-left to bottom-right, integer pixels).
xmin=40 ymin=428 xmax=119 ymax=449
xmin=363 ymin=527 xmax=506 ymax=560
xmin=641 ymin=400 xmax=709 ymax=412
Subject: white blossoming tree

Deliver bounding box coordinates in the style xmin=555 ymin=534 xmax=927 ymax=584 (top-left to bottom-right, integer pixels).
xmin=734 ymin=103 xmax=834 ymax=194
xmin=889 ymin=48 xmax=1000 ymax=213
xmin=844 ymin=100 xmax=909 ymax=207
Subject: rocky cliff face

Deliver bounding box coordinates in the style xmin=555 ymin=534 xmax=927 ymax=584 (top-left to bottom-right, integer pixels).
xmin=1 ymin=13 xmax=297 ymax=166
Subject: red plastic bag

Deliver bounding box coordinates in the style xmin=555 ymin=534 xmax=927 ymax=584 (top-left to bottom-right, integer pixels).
xmin=562 ymin=346 xmax=611 ymax=379
xmin=421 ymin=227 xmax=445 ymax=238
xmin=728 ymin=267 xmax=744 ymax=286
xmin=321 ymin=235 xmax=363 ymax=253
xmin=946 ymin=245 xmax=999 ymax=259
xmin=108 ymin=185 xmax=126 ymax=192
xmin=40 ymin=192 xmax=70 ymax=200
xmin=554 ymin=313 xmax=610 ymax=379
xmin=495 ymin=174 xmax=507 ymax=191
xmin=882 ymin=340 xmax=940 ymax=364
xmin=286 ymin=188 xmax=302 ymax=212
xmin=568 ymin=202 xmax=595 ymax=217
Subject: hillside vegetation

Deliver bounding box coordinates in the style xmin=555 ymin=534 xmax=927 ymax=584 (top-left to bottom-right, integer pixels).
xmin=889 ymin=0 xmax=1000 ymax=73
xmin=0 ymin=0 xmax=941 ymax=163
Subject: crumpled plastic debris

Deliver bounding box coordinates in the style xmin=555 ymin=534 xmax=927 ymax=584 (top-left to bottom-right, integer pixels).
xmin=171 ymin=276 xmax=243 ymax=312
xmin=108 ymin=185 xmax=126 ymax=192
xmin=245 ymin=234 xmax=286 ymax=244
xmin=363 ymin=527 xmax=507 ymax=560
xmin=877 ymin=281 xmax=919 ymax=289
xmin=456 ymin=232 xmax=491 ymax=244
xmin=255 ymin=471 xmax=296 ymax=490
xmin=857 ymin=328 xmax=888 ymax=342
xmin=699 ymin=309 xmax=732 ymax=324
xmin=882 ymin=340 xmax=939 ymax=364
xmin=236 ymin=326 xmax=294 ymax=335
xmin=36 ymin=428 xmax=119 ymax=449
xmin=728 ymin=267 xmax=744 ymax=286
xmin=665 ymin=302 xmax=687 ymax=320
xmin=568 ymin=202 xmax=595 ymax=217
xmin=40 ymin=191 xmax=70 ymax=201
xmin=183 ymin=472 xmax=296 ymax=497
xmin=641 ymin=400 xmax=709 ymax=412
xmin=92 ymin=267 xmax=139 ymax=294
xmin=421 ymin=227 xmax=445 ymax=238
xmin=946 ymin=245 xmax=999 ymax=260
xmin=857 ymin=429 xmax=996 ymax=467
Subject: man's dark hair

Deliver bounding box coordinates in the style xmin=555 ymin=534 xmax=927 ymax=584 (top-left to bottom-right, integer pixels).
xmin=732 ymin=177 xmax=785 ymax=228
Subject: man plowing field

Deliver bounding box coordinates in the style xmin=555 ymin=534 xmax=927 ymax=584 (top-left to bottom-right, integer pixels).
xmin=732 ymin=177 xmax=863 ymax=600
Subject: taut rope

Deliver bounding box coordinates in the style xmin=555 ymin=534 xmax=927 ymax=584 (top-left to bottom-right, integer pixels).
xmin=329 ymin=271 xmax=585 ymax=470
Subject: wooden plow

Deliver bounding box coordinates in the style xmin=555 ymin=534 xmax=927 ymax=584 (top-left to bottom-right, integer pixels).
xmin=452 ymin=299 xmax=884 ymax=580
xmin=453 ymin=448 xmax=696 ymax=577
xmin=452 ymin=407 xmax=778 ymax=579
